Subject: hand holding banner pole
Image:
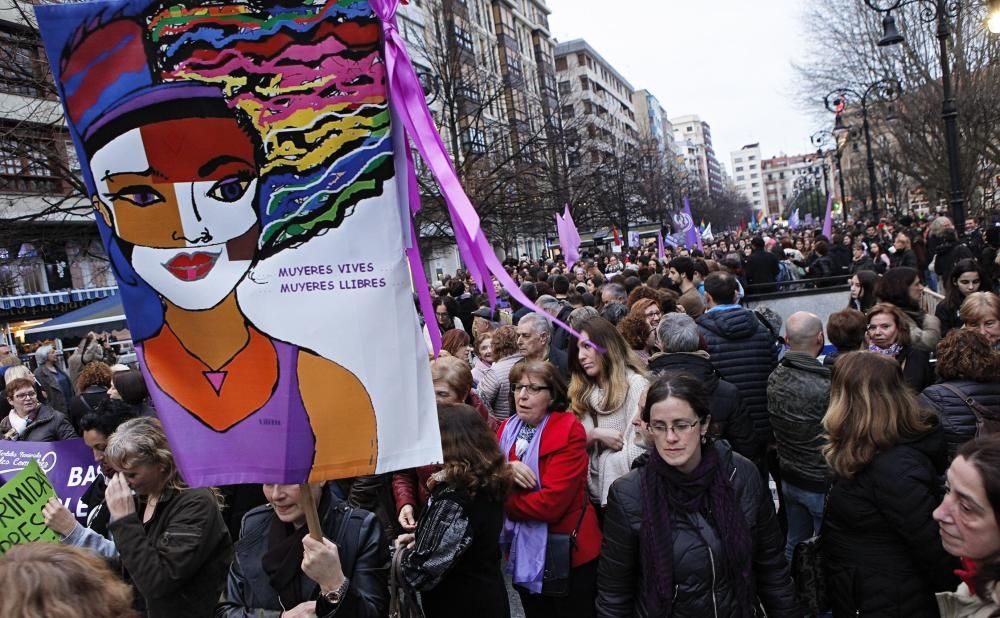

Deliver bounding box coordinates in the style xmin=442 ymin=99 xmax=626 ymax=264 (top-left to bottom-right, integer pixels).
xmin=299 ymin=484 xmax=323 ymax=541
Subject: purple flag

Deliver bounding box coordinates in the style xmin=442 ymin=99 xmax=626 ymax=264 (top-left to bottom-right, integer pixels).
xmin=805 ymin=212 xmax=814 ymax=226
xmin=656 ymin=231 xmax=666 ymax=260
xmin=822 ymin=192 xmax=833 ymax=238
xmin=789 ymin=208 xmax=800 ymax=230
xmin=672 ymin=197 xmax=703 ymax=252
xmin=555 ymin=205 xmax=581 ymax=268
xmin=0 ymin=439 xmax=98 ymax=526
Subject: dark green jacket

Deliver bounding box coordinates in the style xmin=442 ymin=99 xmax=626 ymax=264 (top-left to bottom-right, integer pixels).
xmin=767 ymin=351 xmax=831 ymax=492
xmin=109 ymin=487 xmax=232 ymax=618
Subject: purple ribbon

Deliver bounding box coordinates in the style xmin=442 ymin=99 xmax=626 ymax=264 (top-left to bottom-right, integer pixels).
xmin=656 ymin=230 xmax=665 ymax=260
xmin=373 ymin=0 xmax=582 ymax=348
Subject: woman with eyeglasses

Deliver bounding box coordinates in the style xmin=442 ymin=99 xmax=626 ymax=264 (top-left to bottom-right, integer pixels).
xmin=498 ymin=359 xmax=602 ymax=618
xmin=596 ymin=372 xmax=797 ymax=617
xmin=568 ymin=317 xmax=648 ymax=508
xmin=1 ymin=377 xmax=76 ymax=441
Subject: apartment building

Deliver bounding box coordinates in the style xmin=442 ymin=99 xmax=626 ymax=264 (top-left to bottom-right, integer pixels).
xmin=632 ymin=89 xmax=677 ymax=158
xmin=554 ymin=38 xmax=639 ymax=166
xmin=0 ymin=11 xmax=116 ymax=344
xmin=731 ymin=143 xmax=765 ymax=212
xmin=670 ymin=114 xmax=724 ymax=197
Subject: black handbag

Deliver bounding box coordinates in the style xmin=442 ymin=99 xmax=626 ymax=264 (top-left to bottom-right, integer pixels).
xmin=792 ymin=484 xmax=832 ymax=615
xmin=791 ymin=535 xmax=827 ymax=614
xmin=538 ymin=491 xmax=589 ymax=597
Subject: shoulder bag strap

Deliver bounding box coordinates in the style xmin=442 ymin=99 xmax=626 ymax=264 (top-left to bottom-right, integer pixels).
xmin=938 ymin=382 xmax=996 ymax=428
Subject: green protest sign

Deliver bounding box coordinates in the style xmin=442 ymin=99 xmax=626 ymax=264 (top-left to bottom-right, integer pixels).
xmin=0 ymin=459 xmax=58 ymax=554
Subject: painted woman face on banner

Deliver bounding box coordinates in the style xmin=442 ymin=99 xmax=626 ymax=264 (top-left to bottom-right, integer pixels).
xmin=89 ymin=114 xmax=259 ymax=310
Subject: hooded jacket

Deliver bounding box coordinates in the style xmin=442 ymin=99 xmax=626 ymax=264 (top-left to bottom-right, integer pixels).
xmin=596 ymin=440 xmax=798 ymax=617
xmin=696 ymin=307 xmax=779 ymax=446
xmin=822 ymin=425 xmax=960 ymax=617
xmin=766 ymin=351 xmax=831 ymax=492
xmin=647 ymin=351 xmax=760 ymax=464
xmin=920 ymin=380 xmax=1000 ymax=460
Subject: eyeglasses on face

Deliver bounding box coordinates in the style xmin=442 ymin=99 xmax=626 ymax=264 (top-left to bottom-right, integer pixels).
xmin=12 ymin=391 xmax=37 ymax=401
xmin=512 ymin=383 xmax=549 ymax=395
xmin=647 ymin=420 xmax=699 ymax=435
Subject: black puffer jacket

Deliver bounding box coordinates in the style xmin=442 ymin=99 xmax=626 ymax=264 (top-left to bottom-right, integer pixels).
xmin=697 ymin=308 xmax=779 ymax=446
xmin=647 ymin=351 xmax=760 ymax=464
xmin=822 ymin=426 xmax=959 ymax=617
xmin=767 ymin=352 xmax=831 ymax=492
xmin=596 ymin=441 xmax=798 ymax=618
xmin=920 ymin=380 xmax=1000 ymax=460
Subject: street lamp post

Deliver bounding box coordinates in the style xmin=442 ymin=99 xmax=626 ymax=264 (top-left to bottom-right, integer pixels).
xmin=824 ymin=78 xmax=900 ymax=221
xmin=863 ymin=0 xmax=965 ymax=227
xmin=812 ymin=129 xmax=849 ymax=221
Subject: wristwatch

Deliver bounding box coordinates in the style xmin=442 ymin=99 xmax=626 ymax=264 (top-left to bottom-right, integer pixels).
xmin=321 ymin=578 xmax=350 ymax=605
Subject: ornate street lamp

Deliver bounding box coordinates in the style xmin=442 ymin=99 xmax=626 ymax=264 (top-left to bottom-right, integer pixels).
xmin=811 ymin=129 xmax=847 ymax=221
xmin=863 ymin=0 xmax=965 ymax=227
xmin=824 ymin=78 xmax=900 ymax=221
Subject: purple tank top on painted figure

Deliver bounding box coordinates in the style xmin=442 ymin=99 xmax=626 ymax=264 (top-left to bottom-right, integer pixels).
xmin=136 ymin=338 xmax=315 ymax=486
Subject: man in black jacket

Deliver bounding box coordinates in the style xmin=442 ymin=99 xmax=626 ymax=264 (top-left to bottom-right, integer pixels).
xmin=767 ymin=311 xmax=832 ymax=561
xmin=744 ymin=236 xmax=779 ymax=292
xmin=696 ymin=272 xmax=779 ymax=455
xmin=649 ymin=312 xmax=760 ymax=466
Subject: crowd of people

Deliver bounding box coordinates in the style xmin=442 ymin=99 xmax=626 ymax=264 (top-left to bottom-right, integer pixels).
xmin=0 ymin=213 xmax=998 ymax=617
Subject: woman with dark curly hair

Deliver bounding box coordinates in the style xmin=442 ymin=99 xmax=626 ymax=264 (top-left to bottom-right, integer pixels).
xmin=396 ymin=403 xmax=513 ymax=618
xmin=919 ymin=329 xmax=1000 ymax=460
xmin=68 ymin=361 xmax=112 ymax=434
xmin=618 ymin=299 xmax=659 ymax=365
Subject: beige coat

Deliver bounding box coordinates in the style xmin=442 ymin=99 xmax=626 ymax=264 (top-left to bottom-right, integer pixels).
xmin=937 ymin=583 xmax=999 ymax=618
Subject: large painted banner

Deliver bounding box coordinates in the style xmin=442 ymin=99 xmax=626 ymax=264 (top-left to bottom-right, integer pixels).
xmin=35 ymin=0 xmax=442 ymax=486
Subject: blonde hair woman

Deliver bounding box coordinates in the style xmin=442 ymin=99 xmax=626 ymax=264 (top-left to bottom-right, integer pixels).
xmin=960 ymin=291 xmax=1000 ymax=348
xmin=821 ymin=351 xmax=958 ymax=616
xmin=568 ymin=317 xmax=648 ymax=506
xmin=103 ymin=417 xmax=232 ymax=617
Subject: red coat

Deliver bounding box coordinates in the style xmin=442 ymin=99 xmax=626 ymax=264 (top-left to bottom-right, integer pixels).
xmin=499 ymin=411 xmax=602 ymax=567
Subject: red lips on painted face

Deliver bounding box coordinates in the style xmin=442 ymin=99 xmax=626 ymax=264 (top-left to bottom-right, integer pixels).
xmin=164 ymin=251 xmax=220 ymax=282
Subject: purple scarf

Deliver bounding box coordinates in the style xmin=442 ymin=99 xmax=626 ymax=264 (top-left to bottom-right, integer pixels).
xmin=869 ymin=342 xmax=903 ymax=357
xmin=498 ymin=413 xmax=550 ymax=593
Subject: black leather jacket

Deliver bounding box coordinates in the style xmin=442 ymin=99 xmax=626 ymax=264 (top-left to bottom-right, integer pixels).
xmin=216 ymin=485 xmax=388 ymax=618
xmin=596 ymin=441 xmax=799 ymax=617
xmin=767 ymin=352 xmax=832 ymax=492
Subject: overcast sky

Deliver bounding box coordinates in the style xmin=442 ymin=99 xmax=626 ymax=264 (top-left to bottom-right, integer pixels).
xmin=546 ymin=0 xmax=823 ymax=176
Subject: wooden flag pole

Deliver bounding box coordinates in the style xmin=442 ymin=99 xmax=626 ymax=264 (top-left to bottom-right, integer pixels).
xmin=299 ymin=483 xmax=323 ymax=540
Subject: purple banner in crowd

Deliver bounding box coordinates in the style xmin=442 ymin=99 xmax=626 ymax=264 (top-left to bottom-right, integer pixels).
xmin=822 ymin=192 xmax=834 ymax=238
xmin=673 ymin=197 xmax=703 ymax=252
xmin=555 ymin=205 xmax=581 ymax=268
xmin=0 ymin=439 xmax=98 ymax=526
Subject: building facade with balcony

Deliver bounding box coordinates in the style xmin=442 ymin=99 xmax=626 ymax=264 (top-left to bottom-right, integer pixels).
xmin=554 ymin=39 xmax=639 ymax=167
xmin=670 ymin=114 xmax=724 ymax=197
xmin=1 ymin=10 xmax=117 ymax=351
xmin=731 ymin=143 xmax=765 ymax=213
